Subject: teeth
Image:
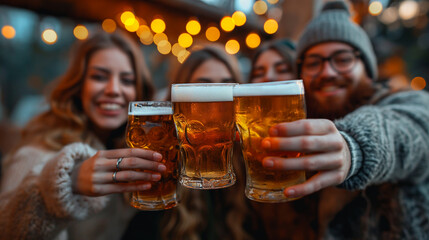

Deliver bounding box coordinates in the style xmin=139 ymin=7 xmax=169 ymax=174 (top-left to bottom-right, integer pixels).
xmin=100 ymin=103 xmax=121 ymax=110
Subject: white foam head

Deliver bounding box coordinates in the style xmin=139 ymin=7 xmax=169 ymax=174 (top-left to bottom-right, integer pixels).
xmin=171 ymin=83 xmax=235 ymax=102
xmin=233 ymin=80 xmax=304 ymax=97
xmin=128 ymin=101 xmax=173 ymax=115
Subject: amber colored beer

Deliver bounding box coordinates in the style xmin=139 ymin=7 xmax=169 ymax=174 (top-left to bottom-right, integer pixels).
xmin=234 ymin=80 xmax=306 ymax=203
xmin=126 ymin=101 xmax=179 ymax=210
xmin=171 ymin=83 xmax=236 ymax=189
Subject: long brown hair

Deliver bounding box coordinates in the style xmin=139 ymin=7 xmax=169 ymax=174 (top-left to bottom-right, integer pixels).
xmin=19 ymin=30 xmax=154 ymax=150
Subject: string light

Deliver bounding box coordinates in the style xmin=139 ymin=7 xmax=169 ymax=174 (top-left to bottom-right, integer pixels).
xmin=205 ymin=26 xmax=220 ymax=42
xmin=42 ymin=29 xmax=58 ymax=45
xmin=253 ymin=1 xmax=268 ymax=15
xmin=225 ymin=39 xmax=240 ymax=54
xmin=121 ymin=11 xmax=135 ymax=25
xmin=153 ymin=32 xmax=168 ymax=45
xmin=411 ymin=77 xmax=426 ymax=90
xmin=102 ymin=19 xmax=116 ymax=33
xmin=73 ymin=25 xmax=89 ymax=40
xmin=1 ymin=25 xmax=16 ymax=39
xmin=246 ymin=33 xmax=261 ymax=49
xmin=220 ymin=16 xmax=235 ymax=32
xmin=186 ymin=20 xmax=201 ymax=35
xmin=157 ymin=40 xmax=172 ymax=55
xmin=232 ymin=11 xmax=246 ymax=26
xmin=369 ymin=1 xmax=383 ymax=16
xmin=151 ymin=18 xmax=166 ymax=33
xmin=178 ymin=33 xmax=193 ymax=48
xmin=264 ymin=19 xmax=278 ymax=34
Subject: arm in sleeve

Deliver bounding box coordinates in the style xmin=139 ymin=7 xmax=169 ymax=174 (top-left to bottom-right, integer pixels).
xmin=0 ymin=143 xmax=109 ymax=240
xmin=335 ymin=90 xmax=429 ymax=190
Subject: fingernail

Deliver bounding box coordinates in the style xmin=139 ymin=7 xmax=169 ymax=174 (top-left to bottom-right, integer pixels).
xmin=140 ymin=183 xmax=151 ymax=190
xmin=285 ymin=189 xmax=296 ymax=197
xmin=270 ymin=128 xmax=278 ymax=136
xmin=152 ymin=173 xmax=161 ymax=181
xmin=263 ymin=158 xmax=274 ymax=168
xmin=153 ymin=152 xmax=162 ymax=161
xmin=261 ymin=139 xmax=271 ymax=149
xmin=158 ymin=164 xmax=167 ymax=172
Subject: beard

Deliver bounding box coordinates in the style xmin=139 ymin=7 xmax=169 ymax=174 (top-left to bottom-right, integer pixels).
xmin=305 ymin=75 xmax=376 ymax=120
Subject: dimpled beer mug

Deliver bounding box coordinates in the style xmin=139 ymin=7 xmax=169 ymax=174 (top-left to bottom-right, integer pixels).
xmin=126 ymin=101 xmax=179 ymax=210
xmin=234 ymin=80 xmax=307 ymax=203
xmin=171 ymin=83 xmax=236 ymax=189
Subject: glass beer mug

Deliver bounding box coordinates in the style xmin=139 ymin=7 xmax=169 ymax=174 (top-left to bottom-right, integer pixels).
xmin=234 ymin=80 xmax=307 ymax=203
xmin=171 ymin=83 xmax=236 ymax=189
xmin=126 ymin=101 xmax=179 ymax=210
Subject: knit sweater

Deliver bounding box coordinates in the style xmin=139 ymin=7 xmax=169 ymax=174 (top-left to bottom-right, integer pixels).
xmin=0 ymin=142 xmax=137 ymax=240
xmin=322 ymin=90 xmax=429 ymax=239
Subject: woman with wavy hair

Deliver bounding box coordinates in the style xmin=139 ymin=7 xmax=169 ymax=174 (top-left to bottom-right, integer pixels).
xmin=0 ymin=30 xmax=164 ymax=240
xmin=249 ymin=39 xmax=296 ymax=83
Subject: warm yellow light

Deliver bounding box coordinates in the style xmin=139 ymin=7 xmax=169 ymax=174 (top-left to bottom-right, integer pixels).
xmin=399 ymin=0 xmax=419 ymax=20
xmin=253 ymin=1 xmax=268 ymax=15
xmin=157 ymin=40 xmax=172 ymax=55
xmin=171 ymin=44 xmax=183 ymax=57
xmin=1 ymin=25 xmax=16 ymax=39
xmin=246 ymin=33 xmax=261 ymax=49
xmin=232 ymin=11 xmax=247 ymax=26
xmin=225 ymin=39 xmax=240 ymax=55
xmin=42 ymin=29 xmax=58 ymax=45
xmin=411 ymin=77 xmax=426 ymax=91
xmin=151 ymin=18 xmax=166 ymax=33
xmin=121 ymin=11 xmax=135 ymax=25
xmin=140 ymin=31 xmax=154 ymax=45
xmin=186 ymin=20 xmax=201 ymax=35
xmin=102 ymin=19 xmax=116 ymax=33
xmin=125 ymin=18 xmax=139 ymax=32
xmin=178 ymin=33 xmax=193 ymax=48
xmin=264 ymin=19 xmax=278 ymax=34
xmin=369 ymin=1 xmax=383 ymax=16
xmin=177 ymin=50 xmax=190 ymax=63
xmin=73 ymin=25 xmax=89 ymax=40
xmin=267 ymin=0 xmax=279 ymax=4
xmin=153 ymin=32 xmax=168 ymax=45
xmin=220 ymin=16 xmax=235 ymax=32
xmin=136 ymin=25 xmax=151 ymax=37
xmin=205 ymin=26 xmax=220 ymax=42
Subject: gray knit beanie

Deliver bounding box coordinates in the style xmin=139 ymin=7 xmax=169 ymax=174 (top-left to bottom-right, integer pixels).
xmin=296 ymin=1 xmax=378 ymax=80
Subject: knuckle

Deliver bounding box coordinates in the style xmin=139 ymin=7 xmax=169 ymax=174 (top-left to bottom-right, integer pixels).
xmin=302 ymin=121 xmax=314 ymax=134
xmin=128 ymin=157 xmax=139 ymax=168
xmin=300 ymin=137 xmax=313 ymax=152
xmin=303 ymin=157 xmax=317 ymax=171
xmin=334 ymin=171 xmax=344 ymax=183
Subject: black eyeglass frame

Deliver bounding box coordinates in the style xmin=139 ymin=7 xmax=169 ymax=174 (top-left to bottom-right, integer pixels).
xmin=298 ymin=50 xmax=361 ymax=77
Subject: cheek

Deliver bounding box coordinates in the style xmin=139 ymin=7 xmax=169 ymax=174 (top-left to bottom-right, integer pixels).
xmin=124 ymin=86 xmax=137 ymax=101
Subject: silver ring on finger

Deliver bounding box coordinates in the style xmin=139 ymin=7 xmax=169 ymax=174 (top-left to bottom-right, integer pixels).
xmin=112 ymin=171 xmax=119 ymax=183
xmin=116 ymin=157 xmax=123 ymax=170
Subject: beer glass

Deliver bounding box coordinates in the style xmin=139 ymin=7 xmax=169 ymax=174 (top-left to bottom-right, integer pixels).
xmin=234 ymin=80 xmax=307 ymax=203
xmin=171 ymin=83 xmax=236 ymax=189
xmin=126 ymin=101 xmax=179 ymax=210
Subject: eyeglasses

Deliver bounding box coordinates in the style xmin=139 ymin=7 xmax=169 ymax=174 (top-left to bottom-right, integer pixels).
xmin=299 ymin=50 xmax=361 ymax=77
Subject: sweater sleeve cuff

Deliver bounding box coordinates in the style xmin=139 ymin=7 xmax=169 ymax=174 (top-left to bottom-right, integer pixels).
xmin=38 ymin=143 xmax=109 ymax=220
xmin=339 ymin=131 xmax=363 ymax=181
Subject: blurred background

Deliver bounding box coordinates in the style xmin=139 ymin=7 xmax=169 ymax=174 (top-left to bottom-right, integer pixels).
xmin=0 ymin=0 xmax=428 ymax=127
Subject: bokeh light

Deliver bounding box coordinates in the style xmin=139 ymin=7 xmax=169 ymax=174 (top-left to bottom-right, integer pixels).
xmin=379 ymin=7 xmax=399 ymax=24
xmin=178 ymin=33 xmax=193 ymax=48
xmin=225 ymin=39 xmax=240 ymax=54
xmin=253 ymin=1 xmax=268 ymax=15
xmin=399 ymin=0 xmax=419 ymax=20
xmin=246 ymin=33 xmax=261 ymax=49
xmin=140 ymin=31 xmax=154 ymax=45
xmin=157 ymin=40 xmax=172 ymax=55
xmin=121 ymin=11 xmax=135 ymax=25
xmin=153 ymin=32 xmax=168 ymax=45
xmin=102 ymin=19 xmax=117 ymax=33
xmin=220 ymin=16 xmax=235 ymax=32
xmin=136 ymin=25 xmax=151 ymax=37
xmin=232 ymin=11 xmax=246 ymax=26
xmin=172 ymin=43 xmax=185 ymax=56
xmin=1 ymin=25 xmax=16 ymax=39
xmin=206 ymin=26 xmax=220 ymax=42
xmin=186 ymin=20 xmax=201 ymax=35
xmin=267 ymin=0 xmax=279 ymax=4
xmin=177 ymin=50 xmax=191 ymax=63
xmin=264 ymin=19 xmax=278 ymax=34
xmin=125 ymin=18 xmax=140 ymax=32
xmin=411 ymin=77 xmax=426 ymax=90
xmin=151 ymin=18 xmax=166 ymax=33
xmin=73 ymin=25 xmax=89 ymax=40
xmin=369 ymin=1 xmax=383 ymax=16
xmin=42 ymin=29 xmax=58 ymax=45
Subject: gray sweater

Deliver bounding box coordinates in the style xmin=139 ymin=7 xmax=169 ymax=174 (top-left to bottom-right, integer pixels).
xmin=324 ymin=90 xmax=429 ymax=239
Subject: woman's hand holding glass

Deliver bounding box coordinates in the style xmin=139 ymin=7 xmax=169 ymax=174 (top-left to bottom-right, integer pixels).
xmin=71 ymin=148 xmax=167 ymax=196
xmin=261 ymin=119 xmax=351 ymax=199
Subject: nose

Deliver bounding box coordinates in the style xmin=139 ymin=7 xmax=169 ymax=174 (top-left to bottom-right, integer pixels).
xmin=104 ymin=76 xmax=120 ymax=96
xmin=263 ymin=67 xmax=277 ymax=82
xmin=318 ymin=59 xmax=336 ymax=77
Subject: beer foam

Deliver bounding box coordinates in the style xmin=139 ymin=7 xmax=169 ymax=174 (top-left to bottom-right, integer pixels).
xmin=171 ymin=83 xmax=234 ymax=102
xmin=129 ymin=102 xmax=173 ymax=115
xmin=233 ymin=80 xmax=304 ymax=97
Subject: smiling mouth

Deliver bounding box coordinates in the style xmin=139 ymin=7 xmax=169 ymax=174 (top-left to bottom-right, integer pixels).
xmin=99 ymin=103 xmax=122 ymax=110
